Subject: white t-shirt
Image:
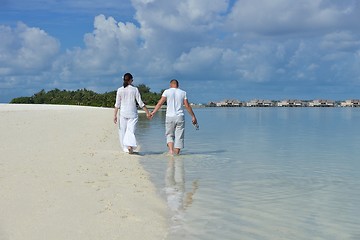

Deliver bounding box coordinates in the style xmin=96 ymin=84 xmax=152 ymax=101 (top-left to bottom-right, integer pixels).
xmin=162 ymin=88 xmax=187 ymax=117
xmin=114 ymin=85 xmax=145 ymax=118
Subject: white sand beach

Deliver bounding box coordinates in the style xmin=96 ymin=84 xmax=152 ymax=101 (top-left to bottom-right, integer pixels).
xmin=0 ymin=104 xmax=168 ymax=240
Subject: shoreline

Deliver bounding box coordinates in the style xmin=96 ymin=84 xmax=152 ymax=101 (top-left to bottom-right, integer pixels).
xmin=0 ymin=104 xmax=168 ymax=240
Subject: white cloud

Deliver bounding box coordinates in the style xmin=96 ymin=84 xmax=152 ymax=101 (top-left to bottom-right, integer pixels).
xmin=133 ymin=0 xmax=227 ymax=31
xmin=2 ymin=0 xmax=360 ymax=102
xmin=173 ymin=43 xmax=279 ymax=83
xmin=321 ymin=31 xmax=360 ymax=52
xmin=0 ymin=22 xmax=59 ymax=75
xmin=287 ymin=42 xmax=307 ymax=67
xmin=226 ymin=0 xmax=358 ymax=35
xmin=51 ymin=14 xmax=144 ymax=81
xmin=177 ymin=0 xmax=228 ymax=23
xmin=174 ymin=47 xmax=223 ymax=73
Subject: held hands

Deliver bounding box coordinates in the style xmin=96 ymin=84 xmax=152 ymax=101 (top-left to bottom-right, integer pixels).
xmin=146 ymin=111 xmax=155 ymax=120
xmin=146 ymin=112 xmax=152 ymax=120
xmin=146 ymin=111 xmax=156 ymax=120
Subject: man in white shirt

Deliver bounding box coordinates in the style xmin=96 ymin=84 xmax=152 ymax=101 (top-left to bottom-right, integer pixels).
xmin=151 ymin=79 xmax=198 ymax=155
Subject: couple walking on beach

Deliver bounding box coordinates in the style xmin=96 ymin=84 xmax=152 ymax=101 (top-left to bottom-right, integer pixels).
xmin=113 ymin=72 xmax=198 ymax=155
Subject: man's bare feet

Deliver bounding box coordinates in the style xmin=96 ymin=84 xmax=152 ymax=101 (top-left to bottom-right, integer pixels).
xmin=174 ymin=148 xmax=180 ymax=155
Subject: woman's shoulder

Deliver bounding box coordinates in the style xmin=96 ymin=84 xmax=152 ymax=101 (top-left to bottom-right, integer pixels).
xmin=130 ymin=85 xmax=140 ymax=92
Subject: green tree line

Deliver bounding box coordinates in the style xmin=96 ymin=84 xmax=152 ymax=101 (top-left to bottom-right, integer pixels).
xmin=10 ymin=84 xmax=163 ymax=108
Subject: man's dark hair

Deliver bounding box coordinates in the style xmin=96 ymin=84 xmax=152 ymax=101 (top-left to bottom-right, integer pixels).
xmin=170 ymin=79 xmax=179 ymax=87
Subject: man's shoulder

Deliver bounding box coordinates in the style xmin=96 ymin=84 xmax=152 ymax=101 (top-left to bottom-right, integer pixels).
xmin=163 ymin=88 xmax=186 ymax=97
xmin=165 ymin=88 xmax=186 ymax=92
xmin=175 ymin=88 xmax=186 ymax=96
xmin=162 ymin=88 xmax=172 ymax=95
xmin=178 ymin=88 xmax=186 ymax=93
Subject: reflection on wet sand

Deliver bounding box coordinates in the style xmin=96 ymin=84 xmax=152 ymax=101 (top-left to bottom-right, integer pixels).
xmin=164 ymin=157 xmax=198 ymax=231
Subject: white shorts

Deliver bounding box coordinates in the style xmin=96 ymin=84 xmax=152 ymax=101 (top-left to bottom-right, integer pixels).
xmin=165 ymin=115 xmax=185 ymax=149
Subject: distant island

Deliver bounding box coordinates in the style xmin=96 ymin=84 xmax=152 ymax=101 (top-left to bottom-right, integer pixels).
xmin=10 ymin=88 xmax=359 ymax=108
xmin=10 ymin=84 xmax=162 ymax=108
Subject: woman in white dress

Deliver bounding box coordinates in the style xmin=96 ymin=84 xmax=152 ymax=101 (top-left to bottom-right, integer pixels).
xmin=113 ymin=73 xmax=151 ymax=154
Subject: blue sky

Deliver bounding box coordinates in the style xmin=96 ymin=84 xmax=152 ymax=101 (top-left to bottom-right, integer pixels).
xmin=1 ymin=0 xmax=360 ymax=103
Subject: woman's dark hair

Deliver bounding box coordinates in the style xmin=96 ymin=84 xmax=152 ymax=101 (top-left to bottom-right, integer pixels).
xmin=123 ymin=73 xmax=133 ymax=88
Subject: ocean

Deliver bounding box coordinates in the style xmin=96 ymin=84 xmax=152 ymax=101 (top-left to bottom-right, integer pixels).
xmin=136 ymin=107 xmax=360 ymax=240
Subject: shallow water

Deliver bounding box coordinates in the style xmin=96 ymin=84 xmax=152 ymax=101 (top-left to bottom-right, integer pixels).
xmin=137 ymin=108 xmax=360 ymax=240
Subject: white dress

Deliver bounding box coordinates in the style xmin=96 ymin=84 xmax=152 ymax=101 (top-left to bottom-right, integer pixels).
xmin=114 ymin=85 xmax=145 ymax=152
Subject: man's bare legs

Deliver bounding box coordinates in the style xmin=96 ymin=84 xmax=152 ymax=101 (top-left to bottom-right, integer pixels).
xmin=167 ymin=142 xmax=181 ymax=155
xmin=167 ymin=142 xmax=174 ymax=155
xmin=174 ymin=148 xmax=180 ymax=155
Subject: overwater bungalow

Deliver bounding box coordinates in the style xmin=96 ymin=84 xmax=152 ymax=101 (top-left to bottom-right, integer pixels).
xmin=308 ymin=99 xmax=335 ymax=107
xmin=216 ymin=99 xmax=242 ymax=107
xmin=246 ymin=99 xmax=274 ymax=107
xmin=277 ymin=99 xmax=305 ymax=107
xmin=340 ymin=99 xmax=360 ymax=107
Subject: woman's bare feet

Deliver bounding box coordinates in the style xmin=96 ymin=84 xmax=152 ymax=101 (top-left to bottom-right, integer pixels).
xmin=128 ymin=147 xmax=134 ymax=154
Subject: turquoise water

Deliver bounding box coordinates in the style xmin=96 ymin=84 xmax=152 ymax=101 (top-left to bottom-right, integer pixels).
xmin=137 ymin=108 xmax=360 ymax=240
